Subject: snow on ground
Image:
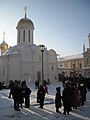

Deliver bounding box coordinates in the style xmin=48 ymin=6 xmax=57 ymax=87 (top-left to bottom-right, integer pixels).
xmin=0 ymin=82 xmax=90 ymax=120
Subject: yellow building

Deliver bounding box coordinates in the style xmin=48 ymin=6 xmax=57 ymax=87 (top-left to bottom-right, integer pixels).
xmin=58 ymin=54 xmax=83 ymax=80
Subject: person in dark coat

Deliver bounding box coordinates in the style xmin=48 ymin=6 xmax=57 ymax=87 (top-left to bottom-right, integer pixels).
xmin=24 ymin=85 xmax=32 ymax=108
xmin=8 ymin=80 xmax=15 ymax=98
xmin=12 ymin=81 xmax=20 ymax=111
xmin=37 ymin=85 xmax=45 ymax=109
xmin=71 ymin=84 xmax=79 ymax=109
xmin=62 ymin=83 xmax=72 ymax=115
xmin=55 ymin=87 xmax=62 ymax=113
xmin=18 ymin=83 xmax=24 ymax=108
xmin=79 ymin=83 xmax=87 ymax=106
xmin=35 ymin=80 xmax=39 ymax=89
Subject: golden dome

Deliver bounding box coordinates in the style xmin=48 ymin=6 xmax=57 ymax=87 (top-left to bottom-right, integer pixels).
xmin=17 ymin=17 xmax=34 ymax=29
xmin=0 ymin=41 xmax=8 ymax=50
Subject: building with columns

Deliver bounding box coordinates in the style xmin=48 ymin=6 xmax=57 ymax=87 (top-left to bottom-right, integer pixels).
xmin=0 ymin=10 xmax=58 ymax=84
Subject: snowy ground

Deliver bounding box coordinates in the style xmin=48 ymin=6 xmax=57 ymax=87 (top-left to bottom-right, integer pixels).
xmin=0 ymin=82 xmax=90 ymax=120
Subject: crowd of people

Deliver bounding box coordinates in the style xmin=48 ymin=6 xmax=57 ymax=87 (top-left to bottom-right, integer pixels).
xmin=55 ymin=77 xmax=87 ymax=115
xmin=8 ymin=80 xmax=32 ymax=111
xmin=7 ymin=77 xmax=87 ymax=115
xmin=8 ymin=79 xmax=48 ymax=111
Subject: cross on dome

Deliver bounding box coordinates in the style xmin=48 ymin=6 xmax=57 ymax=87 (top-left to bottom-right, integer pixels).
xmin=24 ymin=6 xmax=27 ymax=18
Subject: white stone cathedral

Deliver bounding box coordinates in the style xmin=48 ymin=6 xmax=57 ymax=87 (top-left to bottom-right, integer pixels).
xmin=0 ymin=10 xmax=58 ymax=84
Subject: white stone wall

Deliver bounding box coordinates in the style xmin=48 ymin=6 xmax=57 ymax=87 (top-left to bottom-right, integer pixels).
xmin=0 ymin=56 xmax=8 ymax=83
xmin=0 ymin=46 xmax=58 ymax=84
xmin=9 ymin=55 xmax=20 ymax=81
xmin=47 ymin=50 xmax=58 ymax=82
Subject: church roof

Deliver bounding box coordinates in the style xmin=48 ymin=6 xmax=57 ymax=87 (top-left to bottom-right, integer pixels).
xmin=17 ymin=17 xmax=34 ymax=28
xmin=0 ymin=41 xmax=8 ymax=50
xmin=59 ymin=53 xmax=83 ymax=61
xmin=2 ymin=48 xmax=18 ymax=55
xmin=2 ymin=43 xmax=37 ymax=56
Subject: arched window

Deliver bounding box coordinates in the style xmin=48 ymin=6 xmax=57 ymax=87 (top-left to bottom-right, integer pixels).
xmin=18 ymin=31 xmax=20 ymax=42
xmin=79 ymin=63 xmax=82 ymax=69
xmin=28 ymin=30 xmax=30 ymax=42
xmin=32 ymin=32 xmax=33 ymax=42
xmin=23 ymin=30 xmax=25 ymax=42
xmin=52 ymin=66 xmax=53 ymax=71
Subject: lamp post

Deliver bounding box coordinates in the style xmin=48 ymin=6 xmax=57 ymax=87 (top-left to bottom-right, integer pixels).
xmin=40 ymin=44 xmax=45 ymax=84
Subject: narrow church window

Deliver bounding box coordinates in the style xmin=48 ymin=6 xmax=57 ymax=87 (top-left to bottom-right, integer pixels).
xmin=79 ymin=63 xmax=82 ymax=69
xmin=52 ymin=66 xmax=53 ymax=71
xmin=60 ymin=64 xmax=62 ymax=67
xmin=32 ymin=32 xmax=33 ymax=42
xmin=23 ymin=30 xmax=25 ymax=42
xmin=29 ymin=30 xmax=30 ymax=42
xmin=18 ymin=31 xmax=20 ymax=42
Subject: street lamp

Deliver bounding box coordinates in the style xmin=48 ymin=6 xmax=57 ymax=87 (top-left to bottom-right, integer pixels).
xmin=40 ymin=44 xmax=45 ymax=84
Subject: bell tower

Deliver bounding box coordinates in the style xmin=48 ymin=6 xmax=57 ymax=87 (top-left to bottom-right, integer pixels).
xmin=83 ymin=43 xmax=85 ymax=53
xmin=16 ymin=6 xmax=34 ymax=45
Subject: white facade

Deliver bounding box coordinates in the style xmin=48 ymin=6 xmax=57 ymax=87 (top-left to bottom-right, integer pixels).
xmin=0 ymin=15 xmax=58 ymax=84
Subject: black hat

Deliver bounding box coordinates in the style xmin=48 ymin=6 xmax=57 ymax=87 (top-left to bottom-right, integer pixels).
xmin=56 ymin=87 xmax=60 ymax=91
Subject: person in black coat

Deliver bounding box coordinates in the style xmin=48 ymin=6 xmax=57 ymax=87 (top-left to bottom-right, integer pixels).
xmin=24 ymin=85 xmax=32 ymax=108
xmin=18 ymin=84 xmax=24 ymax=108
xmin=8 ymin=80 xmax=15 ymax=98
xmin=12 ymin=81 xmax=20 ymax=111
xmin=79 ymin=83 xmax=87 ymax=106
xmin=37 ymin=85 xmax=45 ymax=109
xmin=55 ymin=87 xmax=62 ymax=113
xmin=62 ymin=83 xmax=72 ymax=115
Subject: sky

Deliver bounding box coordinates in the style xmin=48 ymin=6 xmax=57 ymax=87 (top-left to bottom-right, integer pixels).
xmin=0 ymin=0 xmax=90 ymax=57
